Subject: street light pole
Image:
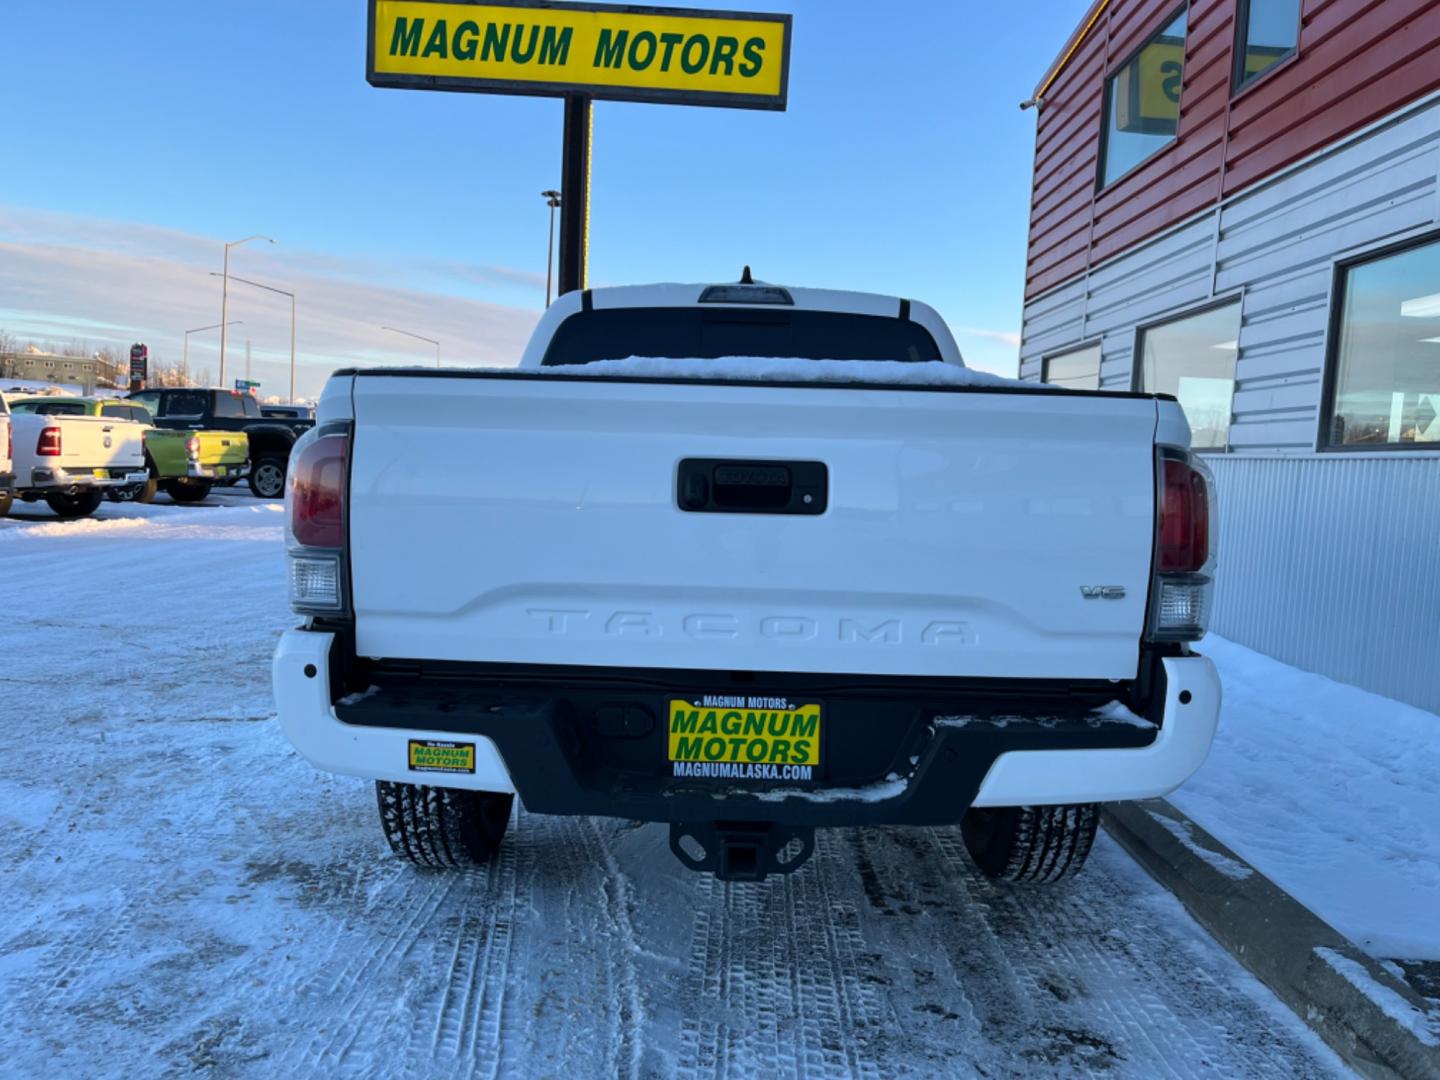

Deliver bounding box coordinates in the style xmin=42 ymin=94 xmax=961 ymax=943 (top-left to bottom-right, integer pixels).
xmin=209 ymin=272 xmax=296 ymax=400
xmin=381 ymin=325 xmax=441 ymax=367
xmin=219 ymin=234 xmax=276 ymax=387
xmin=184 ymin=320 xmax=242 ymax=386
xmin=541 ymin=190 xmax=561 ymax=306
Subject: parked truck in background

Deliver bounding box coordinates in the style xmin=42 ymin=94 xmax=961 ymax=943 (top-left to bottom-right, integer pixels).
xmin=128 ymin=388 xmax=312 ymax=499
xmin=0 ymin=395 xmax=12 ymax=517
xmin=3 ymin=398 xmax=148 ymax=518
xmin=273 ymin=279 xmax=1221 ymax=884
xmin=7 ymin=397 xmax=249 ymax=503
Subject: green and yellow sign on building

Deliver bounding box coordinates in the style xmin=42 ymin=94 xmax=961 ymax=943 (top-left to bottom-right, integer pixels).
xmin=368 ymin=0 xmax=792 ymax=110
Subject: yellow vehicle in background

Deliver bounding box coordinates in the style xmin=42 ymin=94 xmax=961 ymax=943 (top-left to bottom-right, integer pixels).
xmin=5 ymin=397 xmax=249 ymax=503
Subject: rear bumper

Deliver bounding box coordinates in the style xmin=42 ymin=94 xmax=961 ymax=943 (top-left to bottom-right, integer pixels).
xmin=23 ymin=467 xmax=147 ymax=491
xmin=188 ymin=460 xmax=248 ymax=479
xmin=272 ymin=629 xmax=1221 ymax=825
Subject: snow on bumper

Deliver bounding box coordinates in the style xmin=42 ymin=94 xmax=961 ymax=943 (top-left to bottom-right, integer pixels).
xmin=274 ymin=628 xmax=1219 ymax=809
xmin=272 ymin=629 xmax=515 ymax=793
xmin=972 ymin=654 xmax=1220 ymax=806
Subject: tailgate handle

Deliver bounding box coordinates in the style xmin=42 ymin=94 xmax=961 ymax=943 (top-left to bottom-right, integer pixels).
xmin=677 ymin=459 xmax=827 ymax=515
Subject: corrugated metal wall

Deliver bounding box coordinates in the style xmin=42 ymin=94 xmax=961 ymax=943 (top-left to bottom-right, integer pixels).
xmin=1209 ymin=455 xmax=1440 ymax=713
xmin=1018 ymin=95 xmax=1440 ymax=712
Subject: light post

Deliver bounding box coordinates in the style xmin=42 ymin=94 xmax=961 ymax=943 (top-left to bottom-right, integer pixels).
xmin=541 ymin=190 xmax=561 ymax=307
xmin=209 ymin=272 xmax=296 ymax=401
xmin=219 ymin=234 xmax=276 ymax=387
xmin=381 ymin=325 xmax=441 ymax=367
xmin=184 ymin=320 xmax=242 ymax=386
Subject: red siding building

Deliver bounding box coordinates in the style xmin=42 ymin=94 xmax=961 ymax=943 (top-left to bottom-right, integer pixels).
xmin=1018 ymin=0 xmax=1440 ymax=711
xmin=1026 ymin=0 xmax=1440 ymax=299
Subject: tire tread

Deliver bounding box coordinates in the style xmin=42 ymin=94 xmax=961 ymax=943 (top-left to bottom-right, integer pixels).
xmin=375 ymin=781 xmax=512 ymax=868
xmin=963 ymin=803 xmax=1099 ymax=884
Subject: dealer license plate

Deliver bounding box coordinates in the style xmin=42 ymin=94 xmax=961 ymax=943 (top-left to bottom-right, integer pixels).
xmin=667 ymin=696 xmax=822 ymax=782
xmin=93 ymin=468 xmax=108 ymax=479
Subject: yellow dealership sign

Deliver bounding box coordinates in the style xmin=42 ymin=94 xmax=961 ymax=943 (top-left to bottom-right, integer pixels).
xmin=1115 ymin=37 xmax=1183 ymax=135
xmin=368 ymin=0 xmax=791 ymax=110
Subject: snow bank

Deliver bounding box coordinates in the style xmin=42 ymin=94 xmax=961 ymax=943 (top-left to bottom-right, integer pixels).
xmin=1174 ymin=635 xmax=1440 ymax=960
xmin=543 ymin=356 xmax=1035 ymax=389
xmin=0 ymin=495 xmax=284 ymax=543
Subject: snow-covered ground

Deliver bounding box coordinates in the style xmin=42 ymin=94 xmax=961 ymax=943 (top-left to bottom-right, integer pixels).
xmin=0 ymin=498 xmax=1350 ymax=1077
xmin=1174 ymin=635 xmax=1440 ymax=963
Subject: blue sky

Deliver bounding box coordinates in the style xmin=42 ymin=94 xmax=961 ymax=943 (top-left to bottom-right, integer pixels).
xmin=1 ymin=0 xmax=1091 ymax=394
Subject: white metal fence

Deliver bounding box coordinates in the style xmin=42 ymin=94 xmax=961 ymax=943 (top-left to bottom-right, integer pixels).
xmin=1208 ymin=454 xmax=1440 ymax=713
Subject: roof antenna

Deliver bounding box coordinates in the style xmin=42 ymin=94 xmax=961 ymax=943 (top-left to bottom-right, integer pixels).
xmin=739 ymin=265 xmax=754 ymax=285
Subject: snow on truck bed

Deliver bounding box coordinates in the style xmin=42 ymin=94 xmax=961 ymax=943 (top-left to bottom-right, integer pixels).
xmin=374 ymin=358 xmax=1039 ymax=388
xmin=540 ymin=356 xmax=1037 ymax=387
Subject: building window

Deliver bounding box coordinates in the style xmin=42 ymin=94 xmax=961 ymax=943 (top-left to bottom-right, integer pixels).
xmin=1233 ymin=0 xmax=1300 ymax=91
xmin=1326 ymin=237 xmax=1440 ymax=449
xmin=1043 ymin=345 xmax=1102 ymax=390
xmin=1099 ymin=7 xmax=1187 ymax=189
xmin=1137 ymin=302 xmax=1240 ymax=451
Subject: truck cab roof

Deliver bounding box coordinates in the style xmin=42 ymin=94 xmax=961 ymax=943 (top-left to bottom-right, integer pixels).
xmin=517 ymin=281 xmax=964 ymax=369
xmin=5 ymin=396 xmax=142 ymax=417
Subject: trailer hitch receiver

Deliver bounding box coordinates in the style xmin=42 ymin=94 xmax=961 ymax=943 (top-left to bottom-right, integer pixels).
xmin=669 ymin=820 xmax=815 ymax=881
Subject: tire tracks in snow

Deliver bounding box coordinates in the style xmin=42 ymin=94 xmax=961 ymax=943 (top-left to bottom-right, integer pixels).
xmin=425 ymin=814 xmax=520 ymax=1075
xmin=674 ymin=829 xmax=893 ymax=1079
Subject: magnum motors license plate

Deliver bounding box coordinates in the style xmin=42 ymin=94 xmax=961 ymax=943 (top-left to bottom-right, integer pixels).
xmin=668 ymin=695 xmax=822 ymax=782
xmin=408 ymin=739 xmax=475 ymax=774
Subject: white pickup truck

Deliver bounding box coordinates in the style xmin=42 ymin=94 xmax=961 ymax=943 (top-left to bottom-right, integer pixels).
xmin=3 ymin=399 xmax=148 ymax=518
xmin=0 ymin=396 xmax=12 ymax=516
xmin=273 ymin=280 xmax=1221 ymax=883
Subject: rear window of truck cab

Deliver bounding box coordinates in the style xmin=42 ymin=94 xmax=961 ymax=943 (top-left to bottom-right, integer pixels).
xmin=541 ymin=308 xmax=943 ymax=366
xmin=132 ymin=390 xmax=207 ymax=419
xmin=11 ymin=400 xmax=88 ymax=415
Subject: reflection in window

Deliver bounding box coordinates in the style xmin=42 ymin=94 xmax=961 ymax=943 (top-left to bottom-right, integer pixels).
xmin=1329 ymin=239 xmax=1440 ymax=448
xmin=1101 ymin=8 xmax=1187 ymax=187
xmin=1234 ymin=0 xmax=1300 ymax=90
xmin=1138 ymin=303 xmax=1240 ymax=450
xmin=1043 ymin=345 xmax=1102 ymax=390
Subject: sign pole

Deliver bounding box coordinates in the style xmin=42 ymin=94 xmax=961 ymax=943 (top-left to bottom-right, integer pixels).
xmin=558 ymin=94 xmax=592 ymax=297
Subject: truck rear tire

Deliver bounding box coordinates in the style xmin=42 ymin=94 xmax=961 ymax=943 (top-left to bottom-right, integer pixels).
xmin=249 ymin=455 xmax=287 ymax=499
xmin=961 ymin=803 xmax=1099 ymax=883
xmin=163 ymin=479 xmax=212 ymax=504
xmin=109 ymin=476 xmax=157 ymax=504
xmin=44 ymin=489 xmax=105 ymax=519
xmin=0 ymin=490 xmax=11 ymax=517
xmin=376 ymin=781 xmax=513 ymax=868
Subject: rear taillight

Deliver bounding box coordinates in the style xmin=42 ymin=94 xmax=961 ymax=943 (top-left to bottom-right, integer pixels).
xmin=286 ymin=427 xmax=349 ymax=614
xmin=1158 ymin=458 xmax=1209 ymax=572
xmin=6 ymin=421 xmax=11 ymax=463
xmin=185 ymin=436 xmax=201 ymax=459
xmin=1148 ymin=450 xmax=1216 ymax=642
xmin=37 ymin=426 xmax=61 ymax=456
